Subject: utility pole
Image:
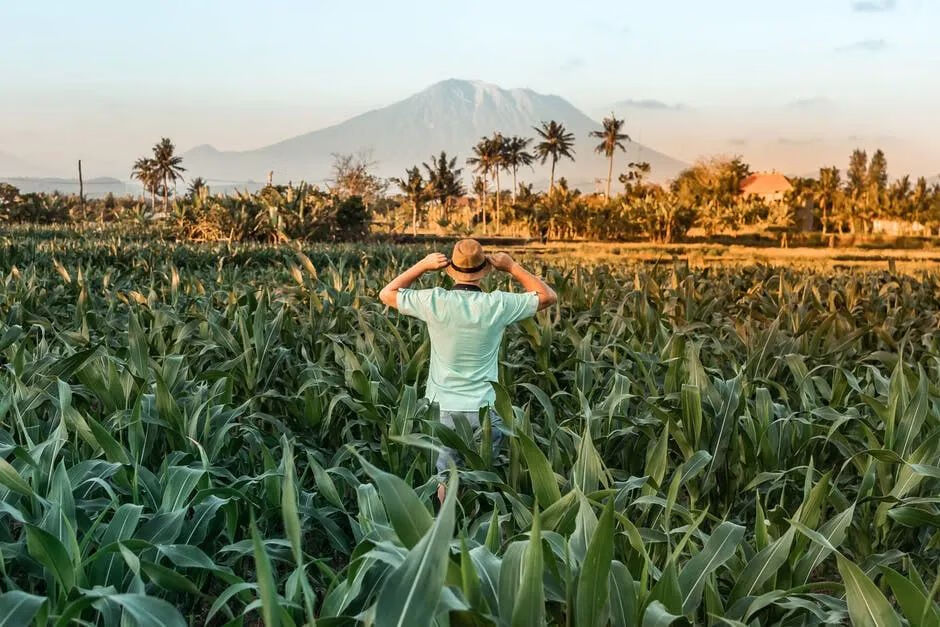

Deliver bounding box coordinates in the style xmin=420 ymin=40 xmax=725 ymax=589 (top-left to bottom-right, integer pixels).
xmin=78 ymin=160 xmax=85 ymax=219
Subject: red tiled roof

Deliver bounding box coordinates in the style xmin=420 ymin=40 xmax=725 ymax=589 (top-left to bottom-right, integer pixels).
xmin=740 ymin=172 xmax=793 ymax=195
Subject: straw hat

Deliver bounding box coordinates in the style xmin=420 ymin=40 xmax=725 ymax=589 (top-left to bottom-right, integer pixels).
xmin=446 ymin=239 xmax=491 ymax=282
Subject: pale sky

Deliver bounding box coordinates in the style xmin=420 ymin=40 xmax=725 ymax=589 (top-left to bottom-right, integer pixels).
xmin=1 ymin=0 xmax=938 ymax=179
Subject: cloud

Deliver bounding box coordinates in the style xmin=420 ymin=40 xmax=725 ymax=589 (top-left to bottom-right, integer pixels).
xmin=777 ymin=137 xmax=823 ymax=146
xmin=836 ymin=38 xmax=889 ymax=52
xmin=847 ymin=133 xmax=901 ymax=142
xmin=851 ymin=0 xmax=896 ymax=12
xmin=613 ymin=98 xmax=687 ymax=111
xmin=786 ymin=97 xmax=831 ymax=109
xmin=560 ymin=56 xmax=586 ymax=72
xmin=727 ymin=138 xmax=749 ymax=147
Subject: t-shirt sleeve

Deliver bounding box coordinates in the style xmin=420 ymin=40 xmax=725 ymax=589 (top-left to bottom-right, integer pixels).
xmin=396 ymin=288 xmax=432 ymax=321
xmin=498 ymin=291 xmax=539 ymax=325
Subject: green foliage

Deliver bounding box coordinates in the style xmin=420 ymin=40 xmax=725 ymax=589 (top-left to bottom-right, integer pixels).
xmin=671 ymin=156 xmax=753 ymax=235
xmin=333 ymin=195 xmax=371 ymax=240
xmin=0 ymin=227 xmax=937 ymax=625
xmin=0 ymin=183 xmax=21 ymax=210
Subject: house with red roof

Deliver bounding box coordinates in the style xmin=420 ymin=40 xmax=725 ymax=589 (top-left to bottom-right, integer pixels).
xmin=739 ymin=172 xmax=793 ymax=203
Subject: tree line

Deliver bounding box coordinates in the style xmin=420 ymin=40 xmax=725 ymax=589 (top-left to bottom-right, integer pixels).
xmin=2 ymin=121 xmax=939 ymax=244
xmin=386 ymin=117 xmax=940 ymax=241
xmin=792 ymin=149 xmax=936 ymax=235
xmin=392 ymin=116 xmax=631 ymax=236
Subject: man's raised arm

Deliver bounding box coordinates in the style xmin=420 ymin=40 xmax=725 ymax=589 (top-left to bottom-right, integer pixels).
xmin=379 ymin=252 xmax=449 ymax=309
xmin=488 ymin=252 xmax=557 ymax=310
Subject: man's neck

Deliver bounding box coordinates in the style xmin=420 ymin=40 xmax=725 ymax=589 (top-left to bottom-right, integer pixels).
xmin=451 ymin=282 xmax=483 ymax=292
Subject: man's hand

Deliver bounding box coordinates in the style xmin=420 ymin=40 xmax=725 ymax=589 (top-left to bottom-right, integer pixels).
xmin=381 ymin=252 xmax=448 ymax=309
xmin=420 ymin=252 xmax=449 ymax=272
xmin=488 ymin=252 xmax=516 ymax=272
xmin=491 ymin=253 xmax=558 ymax=310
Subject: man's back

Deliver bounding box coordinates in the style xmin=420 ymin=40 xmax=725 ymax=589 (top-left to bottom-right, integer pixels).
xmin=398 ymin=287 xmax=537 ymax=411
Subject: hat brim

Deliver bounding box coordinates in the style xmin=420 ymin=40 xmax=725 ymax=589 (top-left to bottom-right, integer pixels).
xmin=446 ymin=262 xmax=492 ymax=282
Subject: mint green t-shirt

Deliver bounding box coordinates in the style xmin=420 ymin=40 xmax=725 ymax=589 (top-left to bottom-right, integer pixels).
xmin=397 ymin=287 xmax=539 ymax=411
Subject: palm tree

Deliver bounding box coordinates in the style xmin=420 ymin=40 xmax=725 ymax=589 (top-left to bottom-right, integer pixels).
xmin=865 ymin=149 xmax=888 ymax=231
xmin=187 ymin=177 xmax=208 ymax=199
xmin=489 ymin=133 xmax=508 ymax=233
xmin=815 ymin=167 xmax=841 ymax=235
xmin=533 ymin=120 xmax=575 ymax=194
xmin=590 ymin=114 xmax=630 ymax=200
xmin=467 ymin=137 xmax=500 ymax=233
xmin=502 ymin=136 xmax=534 ymax=203
xmin=471 ymin=176 xmax=489 ymax=230
xmin=131 ymin=157 xmax=158 ymax=209
xmin=888 ymin=175 xmax=912 ymax=219
xmin=392 ymin=166 xmax=426 ymax=236
xmin=845 ymin=149 xmax=867 ymax=234
xmin=422 ymin=151 xmax=464 ymax=222
xmin=152 ymin=138 xmax=186 ymax=213
xmin=911 ymin=177 xmax=929 ymax=224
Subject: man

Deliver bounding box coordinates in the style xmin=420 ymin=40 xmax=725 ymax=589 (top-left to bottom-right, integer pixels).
xmin=379 ymin=239 xmax=557 ymax=502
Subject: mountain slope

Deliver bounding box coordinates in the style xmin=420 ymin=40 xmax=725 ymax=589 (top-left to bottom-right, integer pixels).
xmin=183 ymin=79 xmax=687 ymax=188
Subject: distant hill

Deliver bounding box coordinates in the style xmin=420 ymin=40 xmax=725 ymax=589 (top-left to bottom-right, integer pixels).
xmin=0 ymin=176 xmax=131 ymax=198
xmin=183 ymin=79 xmax=688 ymax=190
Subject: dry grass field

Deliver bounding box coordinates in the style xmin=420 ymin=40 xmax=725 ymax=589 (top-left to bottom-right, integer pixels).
xmin=505 ymin=240 xmax=940 ymax=273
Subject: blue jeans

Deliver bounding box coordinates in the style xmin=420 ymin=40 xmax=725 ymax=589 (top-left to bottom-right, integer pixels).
xmin=435 ymin=408 xmax=504 ymax=473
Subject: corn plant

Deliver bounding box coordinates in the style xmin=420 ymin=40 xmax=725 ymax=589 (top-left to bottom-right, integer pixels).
xmin=0 ymin=225 xmax=937 ymax=625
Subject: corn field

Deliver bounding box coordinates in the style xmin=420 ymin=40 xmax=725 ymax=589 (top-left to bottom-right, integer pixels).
xmin=0 ymin=225 xmax=938 ymax=626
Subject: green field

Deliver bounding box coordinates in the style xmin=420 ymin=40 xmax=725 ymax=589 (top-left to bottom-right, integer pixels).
xmin=0 ymin=226 xmax=938 ymax=626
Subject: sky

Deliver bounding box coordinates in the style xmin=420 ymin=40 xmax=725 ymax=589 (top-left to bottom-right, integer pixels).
xmin=1 ymin=0 xmax=938 ymax=180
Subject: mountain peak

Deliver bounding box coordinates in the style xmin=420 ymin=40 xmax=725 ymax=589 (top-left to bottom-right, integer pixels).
xmin=425 ymin=78 xmax=518 ymax=92
xmin=186 ymin=144 xmax=220 ymax=156
xmin=183 ymin=80 xmax=687 ymax=187
xmin=418 ymin=79 xmax=559 ymax=108
xmin=412 ymin=79 xmax=532 ymax=111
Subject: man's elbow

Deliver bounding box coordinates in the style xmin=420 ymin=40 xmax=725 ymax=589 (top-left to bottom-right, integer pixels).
xmin=538 ymin=289 xmax=558 ymax=310
xmin=379 ymin=287 xmax=397 ymax=309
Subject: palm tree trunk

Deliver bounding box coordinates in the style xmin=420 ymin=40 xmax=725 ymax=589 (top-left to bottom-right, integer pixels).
xmin=606 ymin=154 xmax=614 ymax=200
xmin=511 ymin=166 xmax=517 ymax=203
xmin=822 ymin=203 xmax=828 ymax=235
xmin=495 ymin=168 xmax=501 ymax=234
xmin=413 ymin=201 xmax=418 ymax=237
xmin=163 ymin=174 xmax=169 ymax=213
xmin=550 ymin=158 xmax=556 ymax=194
xmin=482 ymin=173 xmax=488 ymax=234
